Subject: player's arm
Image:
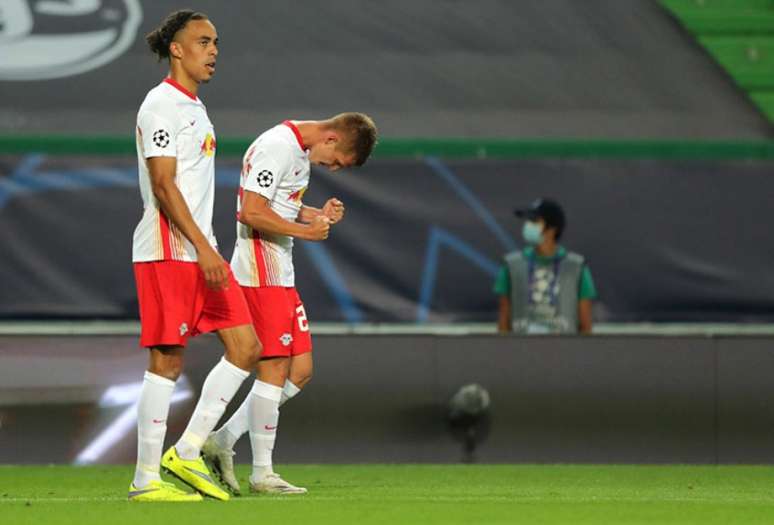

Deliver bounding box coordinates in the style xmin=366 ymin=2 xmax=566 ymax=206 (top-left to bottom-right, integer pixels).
xmin=296 ymin=205 xmax=322 ymax=224
xmin=298 ymin=198 xmax=345 ymax=224
xmin=147 ymin=156 xmax=228 ymax=289
xmin=578 ymin=299 xmax=593 ymax=334
xmin=497 ymin=296 xmax=512 ymax=334
xmin=240 ymin=190 xmax=330 ymax=241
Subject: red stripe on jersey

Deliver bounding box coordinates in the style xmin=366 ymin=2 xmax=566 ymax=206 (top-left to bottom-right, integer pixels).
xmin=159 ymin=211 xmax=172 ymax=260
xmin=282 ymin=120 xmax=306 ymax=151
xmin=164 ymin=77 xmax=197 ymax=101
xmin=252 ymin=230 xmax=269 ymax=285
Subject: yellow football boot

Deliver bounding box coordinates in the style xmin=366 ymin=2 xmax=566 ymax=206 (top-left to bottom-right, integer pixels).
xmin=161 ymin=446 xmax=230 ymax=501
xmin=127 ymin=479 xmax=203 ymax=502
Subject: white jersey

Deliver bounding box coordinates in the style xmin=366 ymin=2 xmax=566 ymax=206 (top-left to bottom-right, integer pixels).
xmin=132 ymin=78 xmax=218 ymax=262
xmin=231 ymin=121 xmax=311 ymax=287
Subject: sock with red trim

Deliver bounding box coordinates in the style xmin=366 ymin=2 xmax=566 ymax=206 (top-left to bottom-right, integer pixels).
xmin=248 ymin=380 xmax=282 ymax=481
xmin=175 ymin=357 xmax=249 ymax=460
xmin=133 ymin=371 xmax=175 ymax=488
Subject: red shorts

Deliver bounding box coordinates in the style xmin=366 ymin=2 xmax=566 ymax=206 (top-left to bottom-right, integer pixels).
xmin=241 ymin=286 xmax=312 ymax=358
xmin=134 ymin=261 xmax=252 ymax=348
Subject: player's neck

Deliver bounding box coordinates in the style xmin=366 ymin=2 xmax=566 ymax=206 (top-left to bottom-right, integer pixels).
xmin=167 ymin=66 xmax=199 ymax=97
xmin=535 ymin=240 xmax=558 ymax=257
xmin=293 ymin=121 xmax=322 ymax=148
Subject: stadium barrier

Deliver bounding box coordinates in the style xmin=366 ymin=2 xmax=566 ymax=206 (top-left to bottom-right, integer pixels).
xmin=2 ymin=334 xmax=774 ymax=465
xmin=1 ymin=140 xmax=774 ymax=323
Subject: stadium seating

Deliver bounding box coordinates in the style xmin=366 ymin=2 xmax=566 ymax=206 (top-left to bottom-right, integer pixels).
xmin=662 ymin=0 xmax=774 ymax=120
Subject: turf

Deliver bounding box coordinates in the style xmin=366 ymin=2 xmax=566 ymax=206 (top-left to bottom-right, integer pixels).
xmin=2 ymin=464 xmax=774 ymax=524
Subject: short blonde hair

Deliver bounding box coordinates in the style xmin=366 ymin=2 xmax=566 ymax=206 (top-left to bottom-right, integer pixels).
xmin=326 ymin=112 xmax=378 ymax=166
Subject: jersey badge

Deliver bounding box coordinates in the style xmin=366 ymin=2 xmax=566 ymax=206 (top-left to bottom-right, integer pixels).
xmin=152 ymin=129 xmax=170 ymax=148
xmin=200 ymin=133 xmax=216 ymax=157
xmin=288 ymin=187 xmax=307 ymax=203
xmin=257 ymin=170 xmax=274 ymax=188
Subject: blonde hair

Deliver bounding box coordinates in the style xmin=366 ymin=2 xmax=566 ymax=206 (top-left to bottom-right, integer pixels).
xmin=326 ymin=113 xmax=378 ymax=166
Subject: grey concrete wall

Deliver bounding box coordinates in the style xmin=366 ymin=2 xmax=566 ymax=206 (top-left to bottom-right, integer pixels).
xmin=1 ymin=1 xmax=770 ymax=138
xmin=1 ymin=335 xmax=773 ymax=464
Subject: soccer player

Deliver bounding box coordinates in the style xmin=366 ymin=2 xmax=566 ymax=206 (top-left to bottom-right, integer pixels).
xmin=128 ymin=10 xmax=262 ymax=502
xmin=202 ymin=114 xmax=377 ymax=495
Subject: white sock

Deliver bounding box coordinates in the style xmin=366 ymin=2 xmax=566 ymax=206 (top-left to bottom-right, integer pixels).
xmin=279 ymin=379 xmax=301 ymax=407
xmin=212 ymin=378 xmax=301 ymax=452
xmin=133 ymin=371 xmax=175 ymax=488
xmin=212 ymin=394 xmax=250 ymax=450
xmin=175 ymin=357 xmax=249 ymax=460
xmin=248 ymin=380 xmax=282 ymax=483
xmin=213 ymin=378 xmax=300 ymax=451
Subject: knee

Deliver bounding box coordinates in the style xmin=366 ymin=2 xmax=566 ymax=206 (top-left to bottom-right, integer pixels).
xmin=247 ymin=338 xmax=263 ymax=367
xmin=230 ymin=337 xmax=262 ymax=370
xmin=149 ymin=359 xmax=183 ymax=381
xmin=290 ymin=366 xmax=312 ymax=389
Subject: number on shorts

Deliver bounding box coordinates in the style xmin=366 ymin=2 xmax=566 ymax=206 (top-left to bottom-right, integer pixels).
xmin=296 ymin=305 xmax=309 ymax=332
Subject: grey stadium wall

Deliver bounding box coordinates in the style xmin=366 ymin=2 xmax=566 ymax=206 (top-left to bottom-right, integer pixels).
xmin=3 ymin=334 xmax=774 ymax=465
xmin=0 ymin=0 xmax=770 ymax=139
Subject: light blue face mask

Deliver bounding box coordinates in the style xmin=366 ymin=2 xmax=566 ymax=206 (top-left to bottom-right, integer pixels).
xmin=522 ymin=221 xmax=544 ymax=245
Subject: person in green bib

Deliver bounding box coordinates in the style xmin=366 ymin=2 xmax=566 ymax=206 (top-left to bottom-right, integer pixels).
xmin=494 ymin=198 xmax=597 ymax=334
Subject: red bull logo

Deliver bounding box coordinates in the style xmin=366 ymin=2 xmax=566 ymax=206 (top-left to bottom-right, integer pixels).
xmin=288 ymin=187 xmax=308 ymax=203
xmin=201 ymin=133 xmax=216 ymax=157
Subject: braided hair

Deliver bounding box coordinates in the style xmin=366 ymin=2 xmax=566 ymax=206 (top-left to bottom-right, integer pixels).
xmin=146 ymin=10 xmax=208 ymax=61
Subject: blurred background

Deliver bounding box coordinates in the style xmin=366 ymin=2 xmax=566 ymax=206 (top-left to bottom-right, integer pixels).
xmin=1 ymin=0 xmax=773 ymax=466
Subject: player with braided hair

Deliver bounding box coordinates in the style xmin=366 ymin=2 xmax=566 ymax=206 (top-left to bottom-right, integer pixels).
xmin=128 ymin=10 xmax=261 ymax=503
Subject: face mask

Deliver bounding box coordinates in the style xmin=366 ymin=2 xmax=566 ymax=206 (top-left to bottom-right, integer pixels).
xmin=522 ymin=221 xmax=544 ymax=245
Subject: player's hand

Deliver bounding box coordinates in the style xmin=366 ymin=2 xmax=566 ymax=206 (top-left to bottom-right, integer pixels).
xmin=306 ymin=215 xmax=331 ymax=241
xmin=322 ymin=198 xmax=345 ymax=224
xmin=197 ymin=245 xmax=229 ymax=290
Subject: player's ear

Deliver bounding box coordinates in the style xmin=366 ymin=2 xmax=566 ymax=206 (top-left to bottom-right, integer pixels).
xmin=169 ymin=41 xmax=183 ymax=60
xmin=324 ymin=131 xmax=339 ymax=145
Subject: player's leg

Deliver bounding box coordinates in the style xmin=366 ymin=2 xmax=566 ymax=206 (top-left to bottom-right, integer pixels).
xmin=281 ymin=352 xmax=313 ymax=406
xmin=134 ymin=346 xmax=184 ymax=488
xmin=247 ymin=357 xmax=294 ymax=490
xmin=246 ymin=357 xmax=307 ymax=494
xmin=131 ymin=346 xmax=202 ymax=502
xmin=204 ymin=357 xmax=295 ymax=495
xmin=164 ymin=324 xmax=259 ymax=500
xmin=207 ymin=284 xmax=282 ymax=447
xmin=163 ymin=269 xmax=260 ymax=500
xmin=130 ymin=262 xmax=202 ymax=502
xmin=280 ymin=288 xmax=314 ymax=407
xmin=248 ymin=287 xmax=309 ymax=494
xmin=174 ymin=323 xmax=259 ymax=459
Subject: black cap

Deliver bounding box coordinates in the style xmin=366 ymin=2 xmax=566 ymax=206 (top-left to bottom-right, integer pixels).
xmin=514 ymin=198 xmax=565 ymax=236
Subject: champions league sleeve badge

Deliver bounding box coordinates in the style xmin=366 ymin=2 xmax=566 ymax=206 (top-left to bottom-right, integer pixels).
xmin=0 ymin=0 xmax=142 ymax=81
xmin=257 ymin=170 xmax=274 ymax=188
xmin=152 ymin=129 xmax=170 ymax=149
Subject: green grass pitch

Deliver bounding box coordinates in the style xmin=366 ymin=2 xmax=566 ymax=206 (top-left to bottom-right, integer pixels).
xmin=3 ymin=464 xmax=774 ymax=524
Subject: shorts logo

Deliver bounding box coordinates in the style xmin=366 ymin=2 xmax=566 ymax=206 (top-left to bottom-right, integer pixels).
xmin=279 ymin=333 xmax=293 ymax=347
xmin=179 ymin=323 xmax=188 ymax=336
xmin=257 ymin=170 xmax=274 ymax=188
xmin=0 ymin=0 xmax=143 ymax=81
xmin=153 ymin=129 xmax=170 ymax=148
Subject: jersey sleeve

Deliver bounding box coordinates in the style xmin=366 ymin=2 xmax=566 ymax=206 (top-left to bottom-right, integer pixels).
xmin=493 ymin=264 xmax=511 ymax=296
xmin=243 ymin=144 xmax=291 ymax=201
xmin=578 ymin=265 xmax=598 ymax=300
xmin=137 ymin=109 xmax=177 ymax=159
